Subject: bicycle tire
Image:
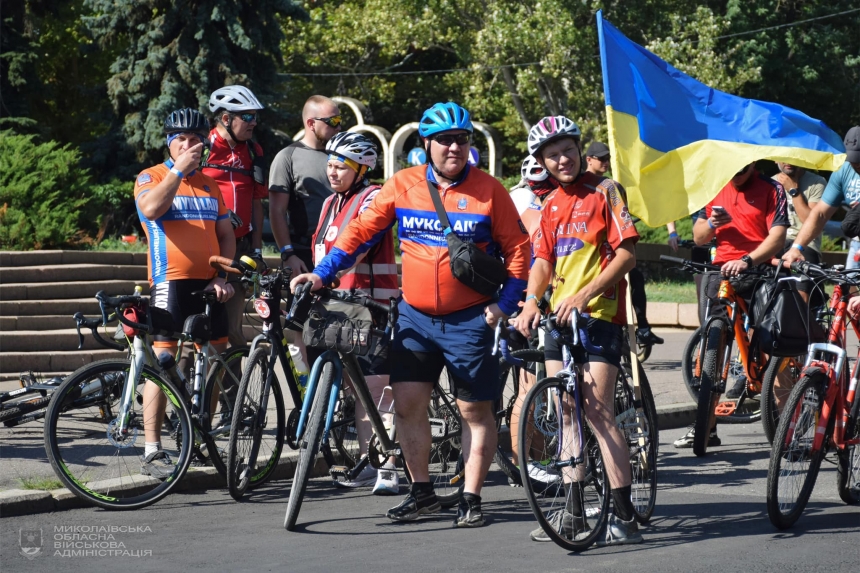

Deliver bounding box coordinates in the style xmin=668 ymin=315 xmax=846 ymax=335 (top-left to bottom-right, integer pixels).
xmin=836 ymin=442 xmax=860 ymax=505
xmin=44 ymin=359 xmax=193 ymax=510
xmin=681 ymin=327 xmax=702 ymax=403
xmin=618 ymin=360 xmax=658 ymax=523
xmin=227 ymin=346 xmax=286 ymax=500
xmin=429 ymin=369 xmax=464 ymax=508
xmin=0 ymin=395 xmax=51 ymax=425
xmin=636 ymin=343 xmax=652 ymax=363
xmin=518 ymin=377 xmax=610 ymax=551
xmin=694 ymin=319 xmax=726 ymax=457
xmin=760 ymin=355 xmax=803 ymax=444
xmin=200 ymin=346 xmax=250 ymax=478
xmin=494 ymin=349 xmax=544 ymax=487
xmin=766 ymin=370 xmax=831 ymax=529
xmin=285 ymin=361 xmax=335 ymax=531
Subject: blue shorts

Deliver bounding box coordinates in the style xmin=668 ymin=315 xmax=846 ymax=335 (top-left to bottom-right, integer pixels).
xmin=390 ymin=299 xmax=501 ymax=402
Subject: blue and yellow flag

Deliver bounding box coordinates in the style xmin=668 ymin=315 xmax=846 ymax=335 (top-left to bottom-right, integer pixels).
xmin=596 ymin=11 xmax=846 ymax=226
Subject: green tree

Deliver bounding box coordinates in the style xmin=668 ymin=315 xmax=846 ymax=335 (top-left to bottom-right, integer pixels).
xmin=84 ymin=0 xmax=305 ymax=167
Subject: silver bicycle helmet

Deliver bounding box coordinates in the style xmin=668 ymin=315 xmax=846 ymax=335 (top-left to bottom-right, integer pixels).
xmin=209 ymin=85 xmax=264 ymax=113
xmin=521 ymin=155 xmax=549 ymax=182
xmin=326 ymin=132 xmax=378 ymax=170
xmin=527 ymin=116 xmax=581 ymax=156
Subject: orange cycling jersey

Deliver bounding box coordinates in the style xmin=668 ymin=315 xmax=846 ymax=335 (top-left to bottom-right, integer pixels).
xmin=134 ymin=163 xmax=229 ymax=285
xmin=314 ymin=165 xmax=530 ymax=316
xmin=533 ymin=172 xmax=639 ymax=324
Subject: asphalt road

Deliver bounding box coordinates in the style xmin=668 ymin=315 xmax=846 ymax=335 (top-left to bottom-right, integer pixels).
xmin=3 ymin=419 xmax=858 ymax=572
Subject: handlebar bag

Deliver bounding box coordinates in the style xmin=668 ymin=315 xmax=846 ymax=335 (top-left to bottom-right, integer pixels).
xmin=753 ymin=277 xmax=825 ymax=357
xmin=302 ymin=297 xmax=377 ymax=356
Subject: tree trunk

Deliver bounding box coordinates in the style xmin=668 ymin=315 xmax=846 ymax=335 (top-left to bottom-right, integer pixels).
xmin=501 ymin=65 xmax=532 ymax=132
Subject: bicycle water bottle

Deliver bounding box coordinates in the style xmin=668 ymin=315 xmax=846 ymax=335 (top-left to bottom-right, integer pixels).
xmin=288 ymin=344 xmax=310 ymax=399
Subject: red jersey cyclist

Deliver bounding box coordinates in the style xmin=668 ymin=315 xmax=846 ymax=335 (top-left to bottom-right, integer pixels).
xmin=514 ymin=115 xmax=643 ymax=546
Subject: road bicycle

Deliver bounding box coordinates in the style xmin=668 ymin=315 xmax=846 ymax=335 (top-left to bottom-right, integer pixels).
xmin=210 ymin=256 xmax=356 ymax=501
xmin=43 ymin=288 xmax=247 ymax=509
xmin=766 ymin=261 xmax=860 ymax=528
xmin=0 ymin=372 xmax=63 ymax=428
xmin=283 ymin=284 xmax=464 ymax=531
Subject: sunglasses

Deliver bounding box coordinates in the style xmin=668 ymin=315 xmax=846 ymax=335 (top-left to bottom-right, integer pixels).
xmin=237 ymin=112 xmax=258 ymax=123
xmin=314 ymin=115 xmax=343 ymax=128
xmin=433 ymin=133 xmax=471 ymax=147
xmin=591 ymin=155 xmax=610 ymax=162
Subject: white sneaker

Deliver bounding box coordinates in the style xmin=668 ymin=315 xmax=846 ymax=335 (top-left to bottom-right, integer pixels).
xmin=527 ymin=460 xmax=561 ymax=484
xmin=334 ymin=463 xmax=377 ymax=488
xmin=372 ymin=463 xmax=400 ymax=496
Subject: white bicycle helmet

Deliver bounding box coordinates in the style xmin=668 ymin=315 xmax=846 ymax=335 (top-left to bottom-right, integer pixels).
xmin=326 ymin=132 xmax=378 ymax=169
xmin=209 ymin=85 xmax=264 ymax=113
xmin=527 ymin=116 xmax=581 ymax=156
xmin=521 ymin=155 xmax=549 ymax=182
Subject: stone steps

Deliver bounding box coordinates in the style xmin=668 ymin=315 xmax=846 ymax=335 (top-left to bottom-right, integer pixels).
xmin=0 ymin=280 xmax=150 ymax=301
xmin=0 ymin=264 xmax=148 ymax=284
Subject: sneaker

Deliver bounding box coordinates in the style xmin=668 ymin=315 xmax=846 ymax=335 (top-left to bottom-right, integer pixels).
xmin=725 ymin=376 xmax=748 ymax=399
xmin=140 ymin=450 xmax=175 ymax=480
xmin=372 ymin=463 xmax=400 ymax=495
xmin=527 ymin=460 xmax=561 ymax=484
xmin=507 ymin=473 xmax=523 ymax=487
xmin=530 ymin=510 xmax=586 ymax=542
xmin=636 ymin=328 xmax=664 ymax=345
xmin=386 ymin=491 xmax=441 ymax=521
xmin=454 ymin=493 xmax=485 ymax=528
xmin=591 ymin=514 xmax=644 ymax=547
xmin=673 ymin=426 xmax=721 ymax=449
xmin=334 ymin=462 xmax=377 ymax=488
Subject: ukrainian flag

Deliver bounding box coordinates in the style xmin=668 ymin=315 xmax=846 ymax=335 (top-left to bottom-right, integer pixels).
xmin=596 ymin=11 xmax=847 ymax=227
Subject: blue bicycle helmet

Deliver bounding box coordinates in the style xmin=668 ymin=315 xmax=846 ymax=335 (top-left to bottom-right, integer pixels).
xmin=418 ymin=102 xmax=473 ymax=138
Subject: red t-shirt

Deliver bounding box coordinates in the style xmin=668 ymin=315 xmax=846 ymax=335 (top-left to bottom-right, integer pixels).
xmin=701 ymin=172 xmax=788 ymax=265
xmin=202 ymin=129 xmax=267 ymax=239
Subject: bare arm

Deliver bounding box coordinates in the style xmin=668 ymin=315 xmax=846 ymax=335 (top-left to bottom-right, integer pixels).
xmin=137 ymin=143 xmax=204 ymax=220
xmin=790 ymin=195 xmax=816 ymax=224
xmin=268 ymin=192 xmax=292 ymax=249
xmin=749 ymin=224 xmax=787 ymax=264
xmin=794 ymin=201 xmax=836 ymax=247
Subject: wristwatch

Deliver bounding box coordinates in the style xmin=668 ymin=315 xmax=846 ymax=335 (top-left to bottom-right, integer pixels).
xmin=741 ymin=254 xmax=754 ymax=267
xmin=787 ymin=187 xmax=800 ymax=198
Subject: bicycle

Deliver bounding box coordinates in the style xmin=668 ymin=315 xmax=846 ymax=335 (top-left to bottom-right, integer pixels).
xmin=43 ymin=288 xmax=247 ymax=510
xmin=0 ymin=373 xmax=63 ymax=428
xmin=210 ymin=256 xmax=355 ymax=501
xmin=494 ymin=324 xmax=658 ymax=523
xmin=283 ymin=284 xmax=464 ymax=531
xmin=766 ymin=261 xmax=860 ymax=528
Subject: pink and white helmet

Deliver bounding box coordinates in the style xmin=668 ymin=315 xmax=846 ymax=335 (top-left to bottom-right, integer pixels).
xmin=520 ymin=155 xmax=549 ymax=182
xmin=527 ymin=116 xmax=581 ymax=156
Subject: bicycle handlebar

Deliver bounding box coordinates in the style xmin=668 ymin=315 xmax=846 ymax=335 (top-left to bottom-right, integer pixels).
xmin=73 ymin=311 xmax=125 ymax=352
xmin=659 ymin=254 xmax=720 ymax=272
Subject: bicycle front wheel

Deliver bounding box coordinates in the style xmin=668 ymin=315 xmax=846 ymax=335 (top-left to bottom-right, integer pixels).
xmin=617 ymin=360 xmax=658 ymax=523
xmin=44 ymin=359 xmax=193 ymax=510
xmin=428 ymin=370 xmax=464 ymax=508
xmin=284 ymin=360 xmax=335 ymax=531
xmin=518 ymin=377 xmax=610 ymax=552
xmin=760 ymin=355 xmax=803 ymax=444
xmin=201 ymin=346 xmax=250 ymax=477
xmin=765 ymin=370 xmax=831 ymax=529
xmin=694 ymin=319 xmax=727 ymax=457
xmin=227 ymin=346 xmax=286 ymax=500
xmin=681 ymin=327 xmax=702 ymax=402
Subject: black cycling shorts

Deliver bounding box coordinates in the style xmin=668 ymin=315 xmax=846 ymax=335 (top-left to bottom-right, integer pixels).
xmin=150 ymin=279 xmax=228 ymax=343
xmin=543 ymin=317 xmax=623 ymax=368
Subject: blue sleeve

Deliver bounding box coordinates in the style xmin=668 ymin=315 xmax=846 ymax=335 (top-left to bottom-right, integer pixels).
xmin=498 ymin=277 xmax=527 ymax=317
xmin=313 ymin=247 xmax=356 ymax=286
xmin=821 ymin=163 xmax=847 ymax=207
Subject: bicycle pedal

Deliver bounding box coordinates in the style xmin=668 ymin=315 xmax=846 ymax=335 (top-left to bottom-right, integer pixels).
xmin=428 ymin=417 xmax=447 ymax=438
xmin=329 ymin=465 xmax=350 ymax=479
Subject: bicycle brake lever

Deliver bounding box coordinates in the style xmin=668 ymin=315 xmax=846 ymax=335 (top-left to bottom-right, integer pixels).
xmin=73 ymin=313 xmax=85 ymax=350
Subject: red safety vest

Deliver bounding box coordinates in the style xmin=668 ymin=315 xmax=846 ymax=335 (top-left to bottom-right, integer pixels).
xmin=312 ymin=184 xmax=400 ymax=303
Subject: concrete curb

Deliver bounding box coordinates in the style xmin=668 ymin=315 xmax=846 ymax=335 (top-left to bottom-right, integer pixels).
xmin=2 ymin=403 xmax=698 ymax=518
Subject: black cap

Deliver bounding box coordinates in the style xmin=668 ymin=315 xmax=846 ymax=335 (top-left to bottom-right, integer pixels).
xmin=585 ymin=141 xmax=610 ymax=158
xmin=845 ymin=126 xmax=860 ymax=163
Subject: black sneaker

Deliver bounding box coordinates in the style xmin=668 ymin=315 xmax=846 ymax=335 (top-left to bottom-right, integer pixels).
xmin=386 ymin=491 xmax=441 ymax=521
xmin=140 ymin=450 xmax=175 ymax=480
xmin=725 ymin=376 xmax=748 ymax=399
xmin=454 ymin=493 xmax=485 ymax=528
xmin=636 ymin=328 xmax=664 ymax=345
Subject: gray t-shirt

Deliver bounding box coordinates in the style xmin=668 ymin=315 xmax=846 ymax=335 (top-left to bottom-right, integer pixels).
xmin=269 ymin=141 xmax=332 ymax=239
xmin=774 ymin=170 xmax=826 ymax=253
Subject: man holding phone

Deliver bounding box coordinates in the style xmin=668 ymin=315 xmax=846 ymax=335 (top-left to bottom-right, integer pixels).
xmin=674 ymin=162 xmax=788 ymax=448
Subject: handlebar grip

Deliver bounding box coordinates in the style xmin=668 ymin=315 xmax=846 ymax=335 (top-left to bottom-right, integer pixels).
xmin=208 ymin=255 xmax=244 ymax=275
xmin=659 ymin=255 xmax=687 ymax=264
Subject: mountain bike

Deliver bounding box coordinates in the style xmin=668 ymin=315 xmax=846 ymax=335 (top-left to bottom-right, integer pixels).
xmin=0 ymin=373 xmax=62 ymax=428
xmin=766 ymin=261 xmax=860 ymax=528
xmin=283 ymin=285 xmax=464 ymax=531
xmin=43 ymin=289 xmax=247 ymax=510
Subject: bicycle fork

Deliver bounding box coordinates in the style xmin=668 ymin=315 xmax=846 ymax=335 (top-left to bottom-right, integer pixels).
xmin=295 ymin=351 xmax=343 ymax=442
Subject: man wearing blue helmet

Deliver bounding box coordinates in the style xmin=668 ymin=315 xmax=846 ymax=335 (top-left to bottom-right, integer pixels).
xmin=292 ymin=102 xmax=530 ymax=527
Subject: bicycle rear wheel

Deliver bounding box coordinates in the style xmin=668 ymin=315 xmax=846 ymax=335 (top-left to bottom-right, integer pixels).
xmin=285 ymin=361 xmax=335 ymax=531
xmin=494 ymin=349 xmax=544 ymax=487
xmin=766 ymin=370 xmax=831 ymax=529
xmin=760 ymin=355 xmax=803 ymax=444
xmin=227 ymin=347 xmax=286 ymax=500
xmin=836 ymin=442 xmax=860 ymax=505
xmin=321 ymin=386 xmax=359 ymax=469
xmin=429 ymin=369 xmax=464 ymax=508
xmin=694 ymin=319 xmax=726 ymax=457
xmin=200 ymin=346 xmax=250 ymax=477
xmin=518 ymin=377 xmax=610 ymax=551
xmin=44 ymin=359 xmax=193 ymax=510
xmin=617 ymin=360 xmax=658 ymax=523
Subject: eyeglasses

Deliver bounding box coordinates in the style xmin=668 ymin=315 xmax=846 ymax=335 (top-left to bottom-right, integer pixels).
xmin=591 ymin=155 xmax=610 ymax=162
xmin=313 ymin=115 xmax=343 ymax=128
xmin=237 ymin=112 xmax=258 ymax=123
xmin=433 ymin=133 xmax=471 ymax=147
